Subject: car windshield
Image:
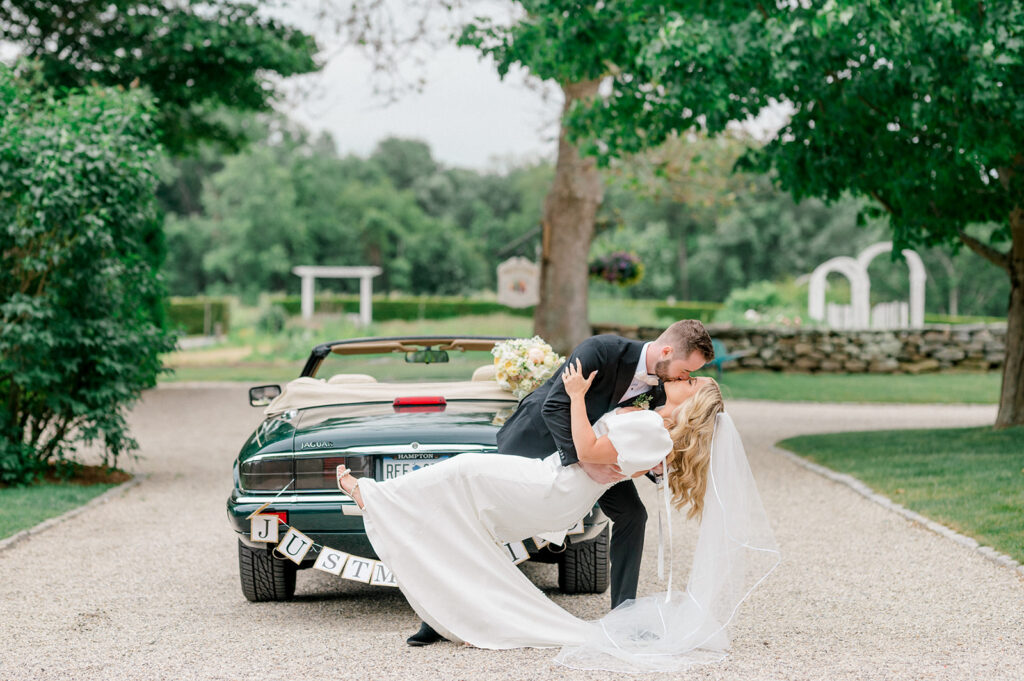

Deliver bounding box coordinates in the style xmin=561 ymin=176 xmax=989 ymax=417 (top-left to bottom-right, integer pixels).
xmin=315 ymin=348 xmax=497 ymax=382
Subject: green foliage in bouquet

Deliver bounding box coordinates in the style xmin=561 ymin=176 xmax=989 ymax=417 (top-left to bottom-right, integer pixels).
xmin=0 ymin=66 xmax=176 ymax=485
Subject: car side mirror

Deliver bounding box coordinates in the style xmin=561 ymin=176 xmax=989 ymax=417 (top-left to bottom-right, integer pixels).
xmin=249 ymin=384 xmax=282 ymax=407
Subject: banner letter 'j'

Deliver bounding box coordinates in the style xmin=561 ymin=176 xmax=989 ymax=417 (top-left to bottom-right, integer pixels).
xmin=250 ymin=515 xmax=279 ymax=543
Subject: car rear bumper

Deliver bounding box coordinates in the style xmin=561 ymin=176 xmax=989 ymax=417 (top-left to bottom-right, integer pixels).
xmin=227 ymin=490 xmax=609 ymax=566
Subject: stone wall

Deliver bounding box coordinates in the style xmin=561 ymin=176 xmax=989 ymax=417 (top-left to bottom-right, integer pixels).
xmin=591 ymin=322 xmax=1007 ymax=373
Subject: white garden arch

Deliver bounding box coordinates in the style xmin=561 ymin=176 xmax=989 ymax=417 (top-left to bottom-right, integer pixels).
xmin=856 ymin=242 xmax=926 ymax=329
xmin=807 ymin=256 xmax=871 ymax=328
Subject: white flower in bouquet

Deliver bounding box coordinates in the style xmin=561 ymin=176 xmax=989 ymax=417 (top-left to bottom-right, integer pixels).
xmin=492 ymin=336 xmax=565 ymax=400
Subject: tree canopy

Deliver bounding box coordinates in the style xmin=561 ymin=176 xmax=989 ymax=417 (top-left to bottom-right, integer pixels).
xmin=0 ymin=0 xmax=318 ymax=155
xmin=570 ymin=0 xmax=1023 ymax=426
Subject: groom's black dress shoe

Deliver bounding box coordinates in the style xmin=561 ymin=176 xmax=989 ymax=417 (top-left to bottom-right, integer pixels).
xmin=406 ymin=621 xmax=444 ymax=647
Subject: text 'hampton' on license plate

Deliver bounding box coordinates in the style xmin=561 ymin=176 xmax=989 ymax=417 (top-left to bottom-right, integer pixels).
xmin=381 ymin=453 xmax=450 ymax=480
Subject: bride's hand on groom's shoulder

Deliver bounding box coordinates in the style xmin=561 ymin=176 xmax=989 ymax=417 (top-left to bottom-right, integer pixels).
xmin=561 ymin=358 xmax=597 ymax=399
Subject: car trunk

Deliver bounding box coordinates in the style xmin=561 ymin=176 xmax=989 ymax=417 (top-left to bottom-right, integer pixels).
xmin=283 ymin=400 xmax=513 ymax=490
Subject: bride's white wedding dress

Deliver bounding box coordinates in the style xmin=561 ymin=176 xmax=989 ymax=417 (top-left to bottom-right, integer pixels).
xmin=358 ymin=410 xmax=779 ymax=672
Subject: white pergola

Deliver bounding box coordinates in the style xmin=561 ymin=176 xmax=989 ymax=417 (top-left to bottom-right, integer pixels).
xmin=291 ymin=266 xmax=383 ymax=326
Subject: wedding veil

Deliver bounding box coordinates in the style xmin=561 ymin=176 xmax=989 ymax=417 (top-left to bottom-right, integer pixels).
xmin=554 ymin=412 xmax=780 ymax=672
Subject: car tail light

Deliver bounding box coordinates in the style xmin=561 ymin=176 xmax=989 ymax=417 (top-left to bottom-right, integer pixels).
xmin=239 ymin=458 xmax=293 ymax=491
xmin=393 ymin=396 xmax=446 ymax=412
xmin=295 ymin=455 xmax=373 ymax=490
xmin=264 ymin=510 xmax=287 ymax=524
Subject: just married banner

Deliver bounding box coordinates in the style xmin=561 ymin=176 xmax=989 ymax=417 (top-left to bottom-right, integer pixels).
xmin=248 ymin=512 xmax=584 ymax=588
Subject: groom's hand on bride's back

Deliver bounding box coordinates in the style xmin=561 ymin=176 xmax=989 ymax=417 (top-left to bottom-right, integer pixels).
xmin=578 ymin=461 xmax=625 ymax=485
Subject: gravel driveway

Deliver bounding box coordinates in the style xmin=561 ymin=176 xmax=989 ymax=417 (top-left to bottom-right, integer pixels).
xmin=1 ymin=386 xmax=1020 ymax=681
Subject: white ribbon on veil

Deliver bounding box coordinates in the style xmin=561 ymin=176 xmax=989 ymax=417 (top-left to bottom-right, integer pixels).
xmin=554 ymin=412 xmax=780 ymax=672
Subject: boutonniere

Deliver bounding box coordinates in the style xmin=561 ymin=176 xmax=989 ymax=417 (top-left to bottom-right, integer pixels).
xmin=632 ymin=393 xmax=653 ymax=410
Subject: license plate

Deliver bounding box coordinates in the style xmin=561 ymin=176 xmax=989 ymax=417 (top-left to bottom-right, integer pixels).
xmin=380 ymin=454 xmax=450 ymax=480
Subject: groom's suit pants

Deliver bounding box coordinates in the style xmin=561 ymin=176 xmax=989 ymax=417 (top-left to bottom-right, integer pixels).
xmin=598 ymin=479 xmax=646 ymax=609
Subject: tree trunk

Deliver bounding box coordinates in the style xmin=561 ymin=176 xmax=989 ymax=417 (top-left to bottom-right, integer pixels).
xmin=534 ymin=80 xmax=604 ymax=354
xmin=995 ymin=207 xmax=1024 ymax=428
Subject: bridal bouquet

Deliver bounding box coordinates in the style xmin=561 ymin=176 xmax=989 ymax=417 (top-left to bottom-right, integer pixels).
xmin=492 ymin=336 xmax=564 ymax=399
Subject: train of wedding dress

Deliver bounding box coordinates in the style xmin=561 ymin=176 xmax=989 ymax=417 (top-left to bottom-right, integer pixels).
xmin=554 ymin=412 xmax=780 ymax=672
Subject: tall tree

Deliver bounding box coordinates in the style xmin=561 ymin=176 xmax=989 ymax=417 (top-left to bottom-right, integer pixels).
xmin=300 ymin=2 xmax=743 ymax=351
xmin=371 ymin=138 xmax=439 ymax=191
xmin=461 ymin=5 xmax=657 ymax=352
xmin=576 ymin=1 xmax=1024 ymax=427
xmin=0 ymin=0 xmax=318 ymax=155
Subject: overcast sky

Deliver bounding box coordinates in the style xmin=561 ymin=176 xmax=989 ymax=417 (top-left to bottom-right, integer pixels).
xmin=278 ymin=43 xmax=560 ymax=171
xmin=0 ymin=4 xmax=558 ymax=172
xmin=269 ymin=2 xmax=561 ymax=171
xmin=1 ymin=4 xmax=784 ymax=171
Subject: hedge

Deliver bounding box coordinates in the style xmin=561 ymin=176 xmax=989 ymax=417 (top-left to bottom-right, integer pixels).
xmin=654 ymin=301 xmax=723 ymax=324
xmin=923 ymin=314 xmax=1006 ymax=325
xmin=168 ymin=297 xmax=231 ymax=335
xmin=269 ymin=295 xmax=535 ymax=321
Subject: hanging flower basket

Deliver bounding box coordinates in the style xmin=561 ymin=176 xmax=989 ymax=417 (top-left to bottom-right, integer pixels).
xmin=588 ymin=251 xmax=645 ymax=287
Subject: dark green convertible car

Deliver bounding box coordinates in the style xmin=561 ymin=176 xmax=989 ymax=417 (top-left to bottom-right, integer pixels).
xmin=227 ymin=336 xmax=610 ymax=602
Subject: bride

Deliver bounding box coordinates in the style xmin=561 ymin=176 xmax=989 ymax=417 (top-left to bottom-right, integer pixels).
xmin=336 ymin=360 xmax=778 ymax=671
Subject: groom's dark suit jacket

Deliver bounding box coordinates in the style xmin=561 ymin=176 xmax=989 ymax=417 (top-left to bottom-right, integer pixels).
xmin=496 ymin=335 xmax=663 ymax=465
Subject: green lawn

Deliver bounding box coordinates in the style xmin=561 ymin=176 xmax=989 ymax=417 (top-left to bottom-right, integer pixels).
xmin=1 ymin=483 xmax=118 ymax=540
xmin=779 ymin=427 xmax=1024 ymax=563
xmin=708 ymin=370 xmax=1000 ymax=404
xmin=162 ymin=307 xmax=1002 ymax=405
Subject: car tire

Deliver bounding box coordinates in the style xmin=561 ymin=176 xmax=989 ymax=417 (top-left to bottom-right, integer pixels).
xmin=238 ymin=539 xmax=297 ymax=602
xmin=558 ymin=524 xmax=609 ymax=594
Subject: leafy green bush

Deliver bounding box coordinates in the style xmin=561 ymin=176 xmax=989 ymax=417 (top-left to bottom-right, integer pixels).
xmin=269 ymin=295 xmax=534 ymax=321
xmin=723 ymin=280 xmax=785 ymax=311
xmin=167 ymin=297 xmax=231 ymax=335
xmin=257 ymin=305 xmax=288 ymax=334
xmin=0 ymin=66 xmax=175 ymax=485
xmin=716 ymin=279 xmax=808 ymax=326
xmin=653 ymin=301 xmax=722 ymax=324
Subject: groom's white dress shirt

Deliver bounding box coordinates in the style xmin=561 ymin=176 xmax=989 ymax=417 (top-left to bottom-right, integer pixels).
xmin=618 ymin=342 xmax=658 ymax=404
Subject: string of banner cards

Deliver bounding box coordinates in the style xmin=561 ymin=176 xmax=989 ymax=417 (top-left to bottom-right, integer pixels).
xmin=247 ymin=502 xmax=584 ymax=588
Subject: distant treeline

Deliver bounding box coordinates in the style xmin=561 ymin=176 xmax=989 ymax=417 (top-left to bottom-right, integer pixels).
xmin=161 ymin=125 xmax=1010 ymax=318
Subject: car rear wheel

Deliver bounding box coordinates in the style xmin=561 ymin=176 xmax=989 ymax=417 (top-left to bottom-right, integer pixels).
xmin=238 ymin=539 xmax=297 ymax=602
xmin=558 ymin=524 xmax=609 ymax=594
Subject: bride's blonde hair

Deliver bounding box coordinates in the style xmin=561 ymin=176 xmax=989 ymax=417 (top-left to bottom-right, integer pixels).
xmin=665 ymin=380 xmax=724 ymax=520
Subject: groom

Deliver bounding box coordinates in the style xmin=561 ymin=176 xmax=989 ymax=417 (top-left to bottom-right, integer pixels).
xmin=406 ymin=319 xmax=714 ymax=646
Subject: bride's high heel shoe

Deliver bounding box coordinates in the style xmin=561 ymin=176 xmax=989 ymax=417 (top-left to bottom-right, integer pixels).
xmin=336 ymin=465 xmax=365 ymax=510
